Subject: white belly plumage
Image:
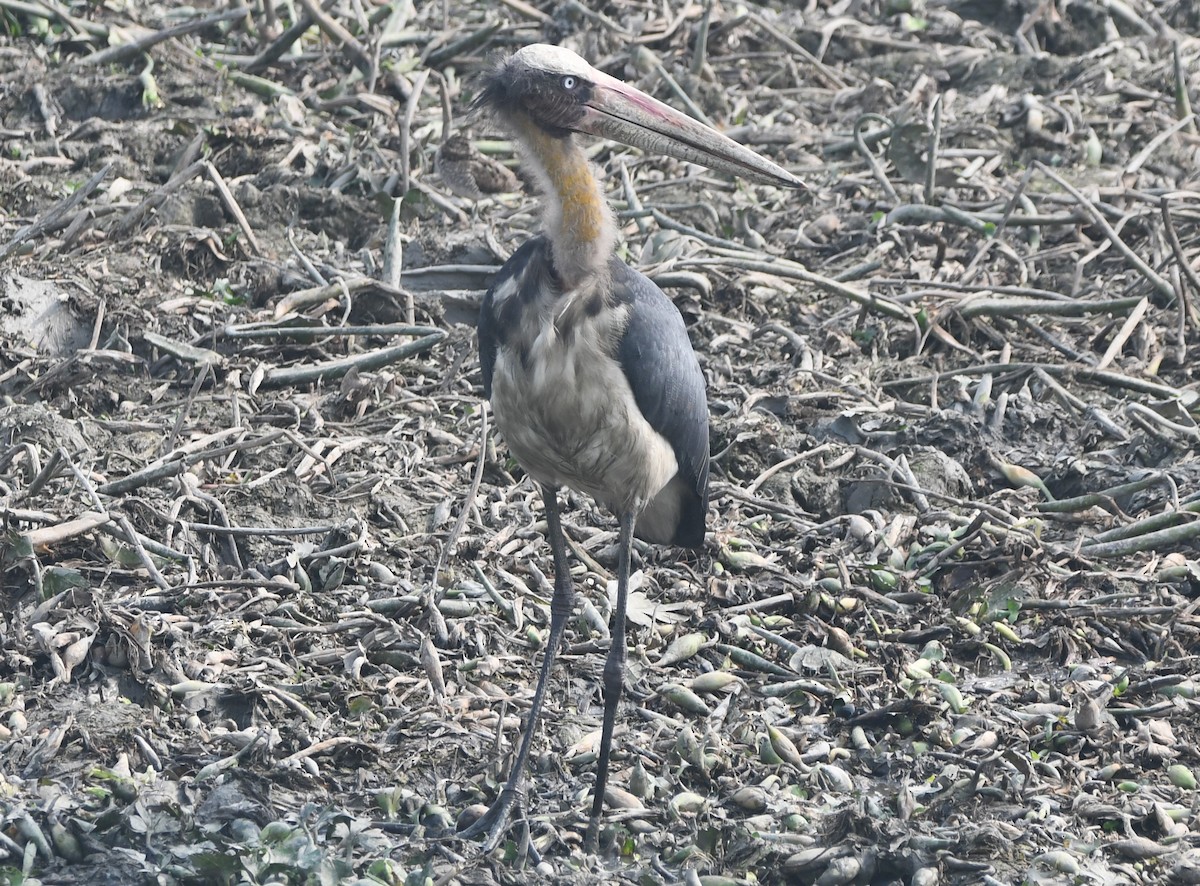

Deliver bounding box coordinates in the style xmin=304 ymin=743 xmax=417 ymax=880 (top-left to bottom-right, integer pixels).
xmin=491 ymin=312 xmax=678 ymax=516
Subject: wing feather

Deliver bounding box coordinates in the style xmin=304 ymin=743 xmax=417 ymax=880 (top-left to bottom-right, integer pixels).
xmin=613 ymin=261 xmax=710 ymax=546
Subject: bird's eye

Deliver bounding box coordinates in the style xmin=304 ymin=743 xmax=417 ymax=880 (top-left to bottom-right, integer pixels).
xmin=561 ymin=75 xmax=577 ymax=90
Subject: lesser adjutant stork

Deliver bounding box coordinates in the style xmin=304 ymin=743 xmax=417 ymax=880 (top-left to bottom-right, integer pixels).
xmin=460 ymin=43 xmax=804 ymax=854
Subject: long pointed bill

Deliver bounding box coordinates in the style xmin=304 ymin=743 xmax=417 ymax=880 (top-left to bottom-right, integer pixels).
xmin=577 ymin=73 xmax=806 ymax=190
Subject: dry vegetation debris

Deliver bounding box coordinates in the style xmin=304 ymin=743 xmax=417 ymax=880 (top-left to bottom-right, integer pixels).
xmin=1 ymin=0 xmax=1200 ymax=883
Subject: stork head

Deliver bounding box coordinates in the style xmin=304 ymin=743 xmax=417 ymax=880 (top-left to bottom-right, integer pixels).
xmin=475 ymin=44 xmax=806 ymax=190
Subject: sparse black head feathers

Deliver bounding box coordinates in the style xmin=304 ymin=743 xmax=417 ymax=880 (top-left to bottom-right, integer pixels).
xmin=473 ymin=45 xmax=596 ymax=137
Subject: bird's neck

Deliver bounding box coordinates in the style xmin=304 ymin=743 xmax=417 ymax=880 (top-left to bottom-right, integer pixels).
xmin=519 ymin=126 xmax=616 ymax=291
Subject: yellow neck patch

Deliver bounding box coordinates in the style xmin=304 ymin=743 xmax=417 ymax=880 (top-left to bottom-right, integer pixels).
xmin=525 ymin=127 xmax=607 ymax=252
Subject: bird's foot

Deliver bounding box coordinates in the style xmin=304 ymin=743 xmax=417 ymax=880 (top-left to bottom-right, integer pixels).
xmin=583 ymin=816 xmax=600 ymax=854
xmin=457 ymin=789 xmax=542 ymax=865
xmin=457 ymin=788 xmax=517 ymax=849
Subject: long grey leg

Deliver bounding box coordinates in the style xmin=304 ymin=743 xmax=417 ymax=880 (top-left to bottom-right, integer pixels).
xmin=584 ymin=509 xmax=636 ymax=851
xmin=459 ymin=484 xmax=575 ymax=853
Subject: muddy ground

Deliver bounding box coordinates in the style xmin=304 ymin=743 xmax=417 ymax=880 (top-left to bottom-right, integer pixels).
xmin=2 ymin=0 xmax=1200 ymax=884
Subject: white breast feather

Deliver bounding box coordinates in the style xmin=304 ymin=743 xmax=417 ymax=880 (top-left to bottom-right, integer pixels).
xmin=491 ymin=301 xmax=678 ymax=515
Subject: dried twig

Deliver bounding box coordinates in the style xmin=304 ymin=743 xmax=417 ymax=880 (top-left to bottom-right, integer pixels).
xmin=687 ymin=248 xmax=915 ymax=324
xmin=1160 ymin=197 xmax=1200 ymax=332
xmin=113 ymin=160 xmax=205 ymax=237
xmin=854 ymin=114 xmax=900 ymax=204
xmin=23 ymin=511 xmax=109 ymax=548
xmin=957 ymin=295 xmax=1143 ymax=319
xmin=1036 ymin=161 xmax=1175 ymax=301
xmin=241 ymin=6 xmax=318 ymax=72
xmin=76 ymin=5 xmax=250 ymax=67
xmin=432 ymin=405 xmax=489 ymax=606
xmin=97 ymin=430 xmax=285 ymax=496
xmin=0 ymin=163 xmax=111 ymax=262
xmin=204 ymin=161 xmax=263 ymax=256
xmin=750 ymin=11 xmax=847 ymax=90
xmin=1082 ymin=520 xmax=1200 ymax=558
xmin=223 ymin=322 xmax=436 ymax=340
xmin=294 ymin=0 xmax=373 ymax=75
xmin=258 ymin=331 xmax=446 ymax=388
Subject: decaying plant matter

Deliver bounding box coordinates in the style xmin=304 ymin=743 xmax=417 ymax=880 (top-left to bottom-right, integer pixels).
xmin=1 ymin=0 xmax=1199 ymax=883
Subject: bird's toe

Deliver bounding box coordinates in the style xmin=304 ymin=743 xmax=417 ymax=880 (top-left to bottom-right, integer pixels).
xmin=456 ymin=787 xmax=531 ymax=855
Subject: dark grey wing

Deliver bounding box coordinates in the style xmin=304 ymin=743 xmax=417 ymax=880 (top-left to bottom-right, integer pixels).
xmin=478 ymin=237 xmax=551 ymax=398
xmin=613 ymin=260 xmax=710 ymax=546
xmin=478 ymin=302 xmax=498 ymax=400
